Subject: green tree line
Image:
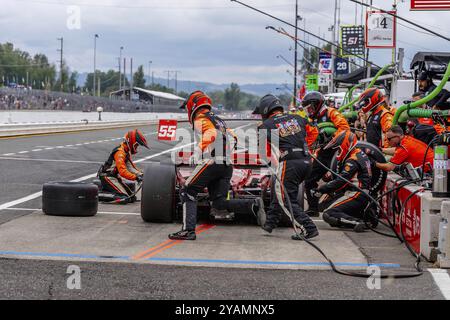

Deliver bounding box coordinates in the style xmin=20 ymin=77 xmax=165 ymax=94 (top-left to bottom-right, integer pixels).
xmin=1 ymin=43 xmax=270 ymax=111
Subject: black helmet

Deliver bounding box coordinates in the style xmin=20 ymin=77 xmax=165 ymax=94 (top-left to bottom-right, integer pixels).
xmin=301 ymin=91 xmax=325 ymax=119
xmin=418 ymin=71 xmax=431 ymax=81
xmin=253 ymin=94 xmax=284 ymax=118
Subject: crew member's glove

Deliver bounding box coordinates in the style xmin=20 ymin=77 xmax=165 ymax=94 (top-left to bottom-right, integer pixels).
xmin=136 ymin=174 xmax=143 ymax=183
xmin=311 ymin=188 xmax=322 ymax=198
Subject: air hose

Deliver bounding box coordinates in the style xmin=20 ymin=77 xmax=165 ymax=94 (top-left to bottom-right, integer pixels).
xmin=398 ymin=108 xmax=450 ymax=123
xmin=261 ymin=152 xmax=422 ymax=278
xmin=393 ymin=62 xmax=450 ymax=125
xmin=305 ymin=152 xmax=423 ymax=277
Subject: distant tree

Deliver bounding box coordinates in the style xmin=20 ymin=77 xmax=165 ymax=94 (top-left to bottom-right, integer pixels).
xmin=133 ymin=65 xmax=146 ymax=88
xmin=84 ymin=70 xmax=126 ymax=96
xmin=208 ymin=90 xmax=225 ymax=107
xmin=0 ymin=42 xmax=56 ymax=89
xmin=177 ymin=91 xmax=189 ymax=99
xmin=68 ymin=71 xmax=78 ymax=93
xmin=146 ymin=83 xmax=175 ymax=94
xmin=224 ymin=83 xmax=241 ymax=111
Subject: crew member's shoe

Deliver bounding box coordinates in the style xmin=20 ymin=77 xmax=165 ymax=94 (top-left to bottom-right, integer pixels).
xmin=168 ymin=230 xmax=196 ymax=240
xmin=252 ymin=198 xmax=266 ymax=226
xmin=261 ymin=223 xmax=274 ymax=234
xmin=353 ymin=222 xmax=367 ymax=233
xmin=305 ymin=209 xmax=320 ymax=217
xmin=291 ymin=228 xmax=319 ymax=241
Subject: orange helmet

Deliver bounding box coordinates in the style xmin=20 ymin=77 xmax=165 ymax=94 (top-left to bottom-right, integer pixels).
xmin=124 ymin=129 xmax=149 ymax=154
xmin=180 ymin=91 xmax=212 ymax=124
xmin=356 ymin=88 xmax=385 ymax=113
xmin=324 ymin=130 xmax=357 ymax=161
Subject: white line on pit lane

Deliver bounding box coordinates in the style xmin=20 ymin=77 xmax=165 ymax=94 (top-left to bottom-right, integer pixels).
xmin=429 ymin=269 xmax=450 ymax=300
xmin=0 ymin=157 xmax=103 ymax=165
xmin=0 ymin=123 xmax=251 ymax=212
xmin=3 ymin=208 xmax=140 ymax=216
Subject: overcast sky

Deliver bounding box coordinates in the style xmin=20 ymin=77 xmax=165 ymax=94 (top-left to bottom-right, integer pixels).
xmin=1 ymin=0 xmax=449 ymax=85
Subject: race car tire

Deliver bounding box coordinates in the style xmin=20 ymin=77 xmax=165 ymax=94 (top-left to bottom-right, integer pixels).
xmin=278 ymin=183 xmax=305 ymax=227
xmin=329 ymin=141 xmax=387 ymax=194
xmin=141 ymin=162 xmax=176 ymax=223
xmin=42 ymin=182 xmax=98 ymax=217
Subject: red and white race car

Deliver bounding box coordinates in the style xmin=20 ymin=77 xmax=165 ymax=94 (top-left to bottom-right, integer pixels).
xmin=139 ymin=149 xmax=296 ymax=224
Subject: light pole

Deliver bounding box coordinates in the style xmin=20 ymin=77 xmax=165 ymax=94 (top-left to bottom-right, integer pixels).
xmin=119 ymin=46 xmax=123 ymax=91
xmin=93 ymin=34 xmax=99 ymax=96
xmin=293 ymin=0 xmax=298 ymax=107
xmin=148 ymin=61 xmax=152 ymax=87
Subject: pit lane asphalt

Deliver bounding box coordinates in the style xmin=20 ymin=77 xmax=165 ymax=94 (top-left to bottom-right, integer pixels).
xmin=0 ymin=121 xmax=448 ymax=300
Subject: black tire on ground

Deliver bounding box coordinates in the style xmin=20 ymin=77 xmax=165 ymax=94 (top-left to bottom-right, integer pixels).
xmin=329 ymin=141 xmax=388 ymax=194
xmin=42 ymin=182 xmax=98 ymax=217
xmin=141 ymin=162 xmax=176 ymax=223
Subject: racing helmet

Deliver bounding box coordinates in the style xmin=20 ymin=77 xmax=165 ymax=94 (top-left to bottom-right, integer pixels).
xmin=355 ymin=88 xmax=385 ymax=113
xmin=301 ymin=91 xmax=325 ymax=119
xmin=324 ymin=130 xmax=357 ymax=161
xmin=124 ymin=129 xmax=149 ymax=154
xmin=253 ymin=94 xmax=284 ymax=119
xmin=180 ymin=91 xmax=212 ymax=124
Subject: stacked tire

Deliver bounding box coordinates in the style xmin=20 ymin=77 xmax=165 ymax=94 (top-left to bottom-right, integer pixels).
xmin=42 ymin=182 xmax=98 ymax=217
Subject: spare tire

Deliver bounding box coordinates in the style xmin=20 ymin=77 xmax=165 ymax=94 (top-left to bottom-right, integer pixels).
xmin=42 ymin=182 xmax=98 ymax=217
xmin=329 ymin=141 xmax=387 ymax=194
xmin=141 ymin=162 xmax=176 ymax=223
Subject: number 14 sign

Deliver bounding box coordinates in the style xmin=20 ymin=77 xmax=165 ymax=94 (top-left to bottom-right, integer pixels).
xmin=365 ymin=11 xmax=396 ymax=48
xmin=158 ymin=119 xmax=178 ymax=141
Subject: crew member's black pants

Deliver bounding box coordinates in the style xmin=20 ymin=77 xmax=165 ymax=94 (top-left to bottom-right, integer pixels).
xmin=322 ymin=191 xmax=368 ymax=228
xmin=182 ymin=159 xmax=255 ymax=231
xmin=305 ymin=149 xmax=335 ymax=211
xmin=266 ymin=158 xmax=317 ymax=234
xmin=98 ymin=173 xmax=133 ymax=199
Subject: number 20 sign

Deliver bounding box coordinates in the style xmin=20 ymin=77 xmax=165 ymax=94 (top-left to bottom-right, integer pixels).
xmin=158 ymin=119 xmax=178 ymax=141
xmin=365 ymin=11 xmax=396 ymax=48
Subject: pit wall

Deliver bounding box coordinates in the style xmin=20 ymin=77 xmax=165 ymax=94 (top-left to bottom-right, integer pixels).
xmin=383 ymin=173 xmax=450 ymax=267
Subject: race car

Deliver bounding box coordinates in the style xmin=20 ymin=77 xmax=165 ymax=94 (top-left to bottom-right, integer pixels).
xmin=140 ymin=150 xmax=302 ymax=225
xmin=139 ymin=142 xmax=387 ymax=225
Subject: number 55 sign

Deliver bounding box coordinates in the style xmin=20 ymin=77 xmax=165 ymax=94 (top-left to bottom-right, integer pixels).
xmin=158 ymin=119 xmax=178 ymax=141
xmin=365 ymin=11 xmax=396 ymax=48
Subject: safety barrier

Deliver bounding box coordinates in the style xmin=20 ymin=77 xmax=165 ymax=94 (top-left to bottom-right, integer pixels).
xmin=0 ymin=114 xmax=188 ymax=138
xmin=383 ymin=173 xmax=450 ymax=266
xmin=438 ymin=201 xmax=450 ymax=268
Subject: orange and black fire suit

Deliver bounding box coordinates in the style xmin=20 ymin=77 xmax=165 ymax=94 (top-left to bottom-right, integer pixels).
xmin=98 ymin=143 xmax=142 ymax=201
xmin=182 ymin=109 xmax=254 ymax=231
xmin=258 ymin=111 xmax=319 ymax=233
xmin=366 ymin=104 xmax=394 ymax=148
xmin=320 ymin=148 xmax=372 ymax=228
xmin=305 ymin=107 xmax=350 ymax=212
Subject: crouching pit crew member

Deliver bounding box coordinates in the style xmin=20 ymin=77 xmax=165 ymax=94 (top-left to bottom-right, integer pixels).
xmin=255 ymin=94 xmax=319 ymax=240
xmin=302 ymin=91 xmax=350 ymax=217
xmin=314 ymin=131 xmax=373 ymax=232
xmin=376 ymin=125 xmax=434 ymax=173
xmin=169 ymin=91 xmax=264 ymax=241
xmin=97 ymin=129 xmax=148 ymax=203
